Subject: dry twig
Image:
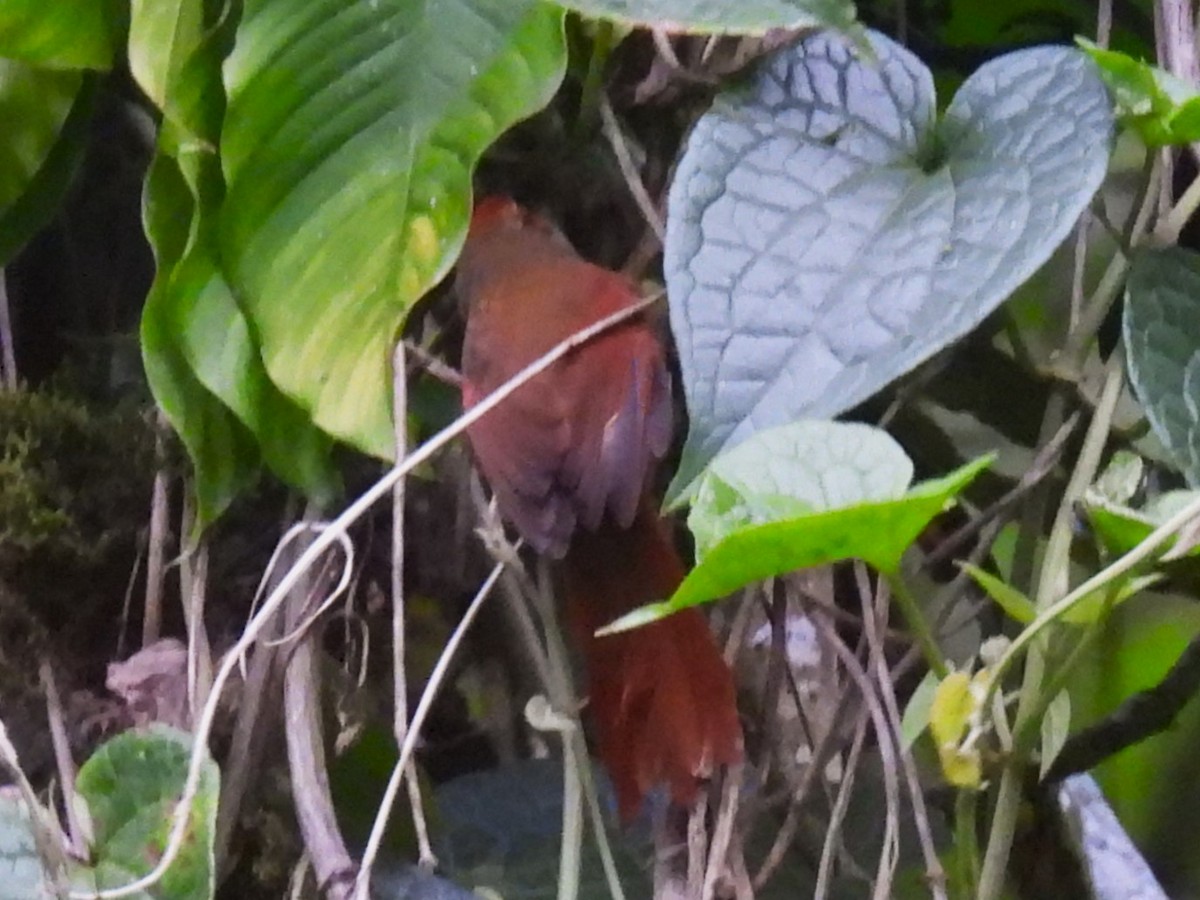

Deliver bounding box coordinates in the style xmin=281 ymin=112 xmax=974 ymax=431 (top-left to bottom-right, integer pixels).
xmin=142 ymin=411 xmax=172 ymax=646
xmin=390 ymin=341 xmax=436 ymax=868
xmin=808 ymin=600 xmax=901 ymax=900
xmin=39 ymin=660 xmax=85 ymax=854
xmin=0 ymin=267 xmax=16 ymax=390
xmin=79 ymin=292 xmax=664 ymax=899
xmin=282 ymin=509 xmax=356 ymax=899
xmin=859 ymin=568 xmax=947 ymax=900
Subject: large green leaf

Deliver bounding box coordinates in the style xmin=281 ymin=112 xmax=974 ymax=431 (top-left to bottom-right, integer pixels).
xmin=128 ymin=0 xmax=226 ymax=155
xmin=133 ymin=0 xmax=338 ymax=521
xmin=0 ymin=61 xmax=92 ymax=267
xmin=220 ymin=0 xmax=567 ymax=459
xmin=76 ymin=725 xmax=219 ymax=897
xmin=0 ymin=1 xmax=122 ymax=70
xmin=135 ymin=1 xmax=260 ymax=527
xmin=142 ymin=155 xmax=261 ymax=526
xmin=0 ymin=62 xmax=76 ymax=213
xmin=173 ymin=246 xmax=340 ymax=508
xmin=1125 ymin=247 xmax=1200 ymax=485
xmin=664 ymin=29 xmax=1112 ymax=500
xmin=552 ymin=0 xmax=856 ymax=34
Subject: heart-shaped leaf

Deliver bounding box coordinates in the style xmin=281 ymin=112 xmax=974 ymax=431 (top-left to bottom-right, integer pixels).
xmin=552 ymin=0 xmax=857 ymax=34
xmin=1125 ymin=247 xmax=1200 ymax=485
xmin=220 ymin=0 xmax=567 ymax=459
xmin=664 ymin=29 xmax=1112 ymax=500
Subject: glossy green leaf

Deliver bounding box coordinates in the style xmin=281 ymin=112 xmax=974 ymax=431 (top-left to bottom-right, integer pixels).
xmin=220 ymin=0 xmax=567 ymax=459
xmin=0 ymin=1 xmax=121 ymax=70
xmin=134 ymin=0 xmax=255 ymax=527
xmin=142 ymin=155 xmax=261 ymax=526
xmin=0 ymin=61 xmax=91 ymax=266
xmin=665 ymin=29 xmax=1112 ymax=500
xmin=0 ymin=62 xmax=76 ymax=212
xmin=1080 ymin=40 xmax=1200 ymax=147
xmin=961 ymin=563 xmax=1036 ymax=624
xmin=1125 ymin=247 xmax=1200 ymax=486
xmin=1085 ymin=488 xmax=1200 ymax=561
xmin=128 ymin=0 xmax=202 ymax=113
xmin=169 ymin=243 xmax=340 ymax=508
xmin=1067 ymin=595 xmax=1200 ymax=851
xmin=76 ymin=725 xmax=219 ymax=897
xmin=553 ymin=0 xmax=857 ymax=34
xmin=1067 ymin=574 xmax=1162 ymax=626
xmin=965 ymin=558 xmax=1158 ymax=630
xmin=688 ymin=420 xmax=914 ymax=558
xmin=606 ymin=433 xmax=989 ymax=629
xmin=135 ymin=0 xmax=338 ymax=522
xmin=128 ymin=0 xmax=226 ymax=158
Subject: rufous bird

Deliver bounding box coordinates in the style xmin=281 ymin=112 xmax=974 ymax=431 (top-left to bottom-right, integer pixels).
xmin=456 ymin=195 xmax=742 ymax=821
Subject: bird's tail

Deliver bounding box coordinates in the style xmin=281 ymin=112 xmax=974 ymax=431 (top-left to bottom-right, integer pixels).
xmin=563 ymin=500 xmax=742 ymax=821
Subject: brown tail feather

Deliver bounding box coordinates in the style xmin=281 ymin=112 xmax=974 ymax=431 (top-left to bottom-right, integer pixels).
xmin=563 ymin=500 xmax=743 ymax=821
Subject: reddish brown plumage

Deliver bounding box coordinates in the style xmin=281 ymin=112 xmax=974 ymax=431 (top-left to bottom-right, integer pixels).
xmin=458 ymin=196 xmax=742 ymax=820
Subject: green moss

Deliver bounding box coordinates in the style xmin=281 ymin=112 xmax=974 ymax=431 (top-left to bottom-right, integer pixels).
xmin=0 ymin=384 xmax=156 ymax=566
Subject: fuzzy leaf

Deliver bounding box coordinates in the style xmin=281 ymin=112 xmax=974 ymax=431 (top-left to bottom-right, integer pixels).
xmin=1125 ymin=247 xmax=1200 ymax=486
xmin=665 ymin=29 xmax=1112 ymax=499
